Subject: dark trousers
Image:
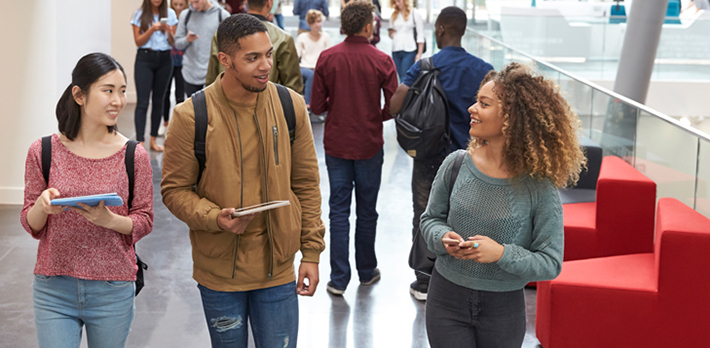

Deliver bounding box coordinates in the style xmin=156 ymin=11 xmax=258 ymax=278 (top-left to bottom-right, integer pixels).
xmin=426 ymin=268 xmax=526 ymax=348
xmin=134 ymin=49 xmax=172 ymax=142
xmin=411 ymin=154 xmax=446 ymax=283
xmin=162 ymin=65 xmax=185 ymax=123
xmin=326 ymin=149 xmax=384 ymax=289
xmin=184 ymin=82 xmax=204 ymax=99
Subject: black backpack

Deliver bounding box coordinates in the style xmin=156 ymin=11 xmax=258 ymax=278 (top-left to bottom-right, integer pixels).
xmin=192 ymin=84 xmax=296 ymax=183
xmin=395 ymin=57 xmax=450 ymax=159
xmin=40 ymin=137 xmax=148 ymax=296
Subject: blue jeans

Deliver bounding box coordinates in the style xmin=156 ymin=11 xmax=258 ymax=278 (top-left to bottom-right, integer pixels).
xmin=392 ymin=50 xmax=417 ymax=82
xmin=33 ymin=275 xmax=135 ymax=348
xmin=198 ymin=282 xmax=299 ymax=348
xmin=274 ymin=14 xmax=284 ymax=30
xmin=300 ymin=67 xmax=314 ymax=105
xmin=426 ymin=268 xmax=526 ymax=348
xmin=326 ymin=149 xmax=384 ymax=289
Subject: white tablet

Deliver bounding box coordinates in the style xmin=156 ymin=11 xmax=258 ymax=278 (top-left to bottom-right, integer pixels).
xmin=231 ymin=200 xmax=290 ymax=217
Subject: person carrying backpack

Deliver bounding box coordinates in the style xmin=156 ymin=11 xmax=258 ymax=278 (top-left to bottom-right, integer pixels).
xmin=21 ymin=53 xmax=154 ymax=348
xmin=161 ymin=15 xmax=324 ymax=347
xmin=390 ymin=6 xmax=494 ymax=301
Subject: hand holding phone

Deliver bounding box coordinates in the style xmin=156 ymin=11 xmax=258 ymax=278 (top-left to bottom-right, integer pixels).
xmin=442 ymin=237 xmax=463 ymax=246
xmin=187 ymin=31 xmax=199 ymax=42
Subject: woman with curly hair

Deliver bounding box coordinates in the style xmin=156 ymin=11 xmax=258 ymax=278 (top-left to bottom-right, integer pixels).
xmin=420 ymin=62 xmax=585 ymax=348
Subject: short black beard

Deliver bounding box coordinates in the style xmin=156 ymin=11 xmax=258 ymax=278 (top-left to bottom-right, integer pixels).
xmin=230 ymin=62 xmax=268 ymax=93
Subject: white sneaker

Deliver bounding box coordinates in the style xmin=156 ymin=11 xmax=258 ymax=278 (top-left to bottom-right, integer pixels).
xmin=157 ymin=123 xmax=167 ymax=136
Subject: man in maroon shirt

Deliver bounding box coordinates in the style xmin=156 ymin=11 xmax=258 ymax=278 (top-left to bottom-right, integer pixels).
xmin=311 ymin=1 xmax=398 ymax=296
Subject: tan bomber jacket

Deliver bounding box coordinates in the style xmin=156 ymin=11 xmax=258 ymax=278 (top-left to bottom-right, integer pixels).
xmin=161 ymin=75 xmax=324 ymax=281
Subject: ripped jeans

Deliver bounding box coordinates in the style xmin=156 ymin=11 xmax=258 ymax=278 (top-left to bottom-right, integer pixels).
xmin=197 ymin=282 xmax=298 ymax=348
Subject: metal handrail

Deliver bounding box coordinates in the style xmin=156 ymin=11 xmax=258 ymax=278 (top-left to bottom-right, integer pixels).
xmin=466 ymin=26 xmax=710 ymax=143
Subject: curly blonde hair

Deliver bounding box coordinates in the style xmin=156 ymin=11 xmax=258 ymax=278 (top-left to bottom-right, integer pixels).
xmin=390 ymin=0 xmax=411 ymax=22
xmin=306 ymin=9 xmax=324 ymax=25
xmin=470 ymin=63 xmax=586 ymax=188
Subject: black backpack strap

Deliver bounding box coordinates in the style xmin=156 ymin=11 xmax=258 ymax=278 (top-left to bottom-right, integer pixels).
xmin=218 ymin=9 xmax=223 ymax=22
xmin=419 ymin=57 xmax=433 ymax=73
xmin=125 ymin=140 xmax=138 ymax=209
xmin=448 ymin=150 xmax=466 ymax=200
xmin=275 ymin=84 xmax=296 ymax=146
xmin=193 ymin=90 xmax=208 ymax=184
xmin=41 ymin=136 xmax=52 ymax=185
xmin=184 ymin=9 xmax=192 ymax=27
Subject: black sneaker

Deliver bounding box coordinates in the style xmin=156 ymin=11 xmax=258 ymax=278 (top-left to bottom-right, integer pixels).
xmin=360 ymin=268 xmax=381 ymax=285
xmin=409 ymin=280 xmax=428 ymax=301
xmin=326 ymin=281 xmax=345 ymax=295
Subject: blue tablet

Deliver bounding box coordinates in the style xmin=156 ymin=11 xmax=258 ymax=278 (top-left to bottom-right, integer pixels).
xmin=51 ymin=193 xmax=124 ymax=207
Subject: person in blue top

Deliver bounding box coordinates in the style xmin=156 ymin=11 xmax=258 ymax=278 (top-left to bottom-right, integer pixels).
xmin=293 ymin=0 xmax=329 ymax=34
xmin=420 ymin=62 xmax=586 ymax=347
xmin=131 ymin=0 xmax=178 ymax=152
xmin=390 ymin=6 xmax=494 ymax=302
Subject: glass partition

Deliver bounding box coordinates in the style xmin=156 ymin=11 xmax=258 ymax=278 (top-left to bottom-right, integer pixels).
xmin=697 ymin=139 xmax=710 ymax=219
xmin=462 ymin=26 xmax=710 ymax=217
xmin=635 ymin=111 xmax=700 ymax=208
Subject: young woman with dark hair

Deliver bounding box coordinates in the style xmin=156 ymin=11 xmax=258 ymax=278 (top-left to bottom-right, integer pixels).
xmin=421 ymin=63 xmax=586 ymax=348
xmin=131 ymin=0 xmax=178 ymax=151
xmin=21 ymin=52 xmax=154 ymax=348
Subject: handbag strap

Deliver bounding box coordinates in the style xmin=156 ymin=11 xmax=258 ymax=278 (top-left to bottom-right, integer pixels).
xmin=448 ymin=150 xmax=466 ymax=201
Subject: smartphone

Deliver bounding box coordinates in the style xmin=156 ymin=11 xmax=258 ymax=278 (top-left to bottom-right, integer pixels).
xmin=231 ymin=200 xmax=290 ymax=217
xmin=160 ymin=17 xmax=168 ymax=24
xmin=187 ymin=31 xmax=198 ymax=37
xmin=442 ymin=237 xmax=463 ymax=246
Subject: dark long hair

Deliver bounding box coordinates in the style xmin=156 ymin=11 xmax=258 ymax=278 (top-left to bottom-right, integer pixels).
xmin=139 ymin=0 xmax=167 ymax=32
xmin=56 ymin=53 xmax=126 ymax=141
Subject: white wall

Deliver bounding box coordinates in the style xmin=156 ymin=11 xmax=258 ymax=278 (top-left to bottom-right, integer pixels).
xmin=0 ymin=0 xmax=113 ymax=204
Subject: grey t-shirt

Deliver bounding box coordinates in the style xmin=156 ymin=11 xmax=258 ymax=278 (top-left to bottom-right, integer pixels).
xmin=174 ymin=1 xmax=230 ymax=85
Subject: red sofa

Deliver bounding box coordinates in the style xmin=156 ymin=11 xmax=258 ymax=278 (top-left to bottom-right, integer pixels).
xmin=562 ymin=156 xmax=656 ymax=261
xmin=536 ymin=198 xmax=710 ymax=347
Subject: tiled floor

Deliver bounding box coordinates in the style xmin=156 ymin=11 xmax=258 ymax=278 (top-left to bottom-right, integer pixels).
xmin=0 ymin=18 xmax=542 ymax=348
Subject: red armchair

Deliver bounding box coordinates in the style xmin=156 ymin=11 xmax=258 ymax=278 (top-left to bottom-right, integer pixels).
xmin=563 ymin=156 xmax=656 ymax=261
xmin=536 ymin=198 xmax=710 ymax=347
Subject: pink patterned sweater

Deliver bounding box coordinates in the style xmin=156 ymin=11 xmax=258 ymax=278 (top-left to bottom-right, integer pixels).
xmin=20 ymin=134 xmax=154 ymax=281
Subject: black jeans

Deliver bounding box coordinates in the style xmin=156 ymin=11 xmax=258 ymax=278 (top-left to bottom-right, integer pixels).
xmin=134 ymin=49 xmax=172 ymax=142
xmin=184 ymin=82 xmax=204 ymax=99
xmin=411 ymin=154 xmax=446 ymax=283
xmin=162 ymin=65 xmax=185 ymax=123
xmin=426 ymin=268 xmax=526 ymax=348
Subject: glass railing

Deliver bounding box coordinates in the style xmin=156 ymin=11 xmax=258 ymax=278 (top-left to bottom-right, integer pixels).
xmin=447 ymin=26 xmax=710 ymax=219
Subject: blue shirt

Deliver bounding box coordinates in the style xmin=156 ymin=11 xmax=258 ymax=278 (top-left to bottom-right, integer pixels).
xmin=403 ymin=46 xmax=494 ymax=151
xmin=131 ymin=8 xmax=178 ymax=51
xmin=293 ymin=0 xmax=329 ymax=31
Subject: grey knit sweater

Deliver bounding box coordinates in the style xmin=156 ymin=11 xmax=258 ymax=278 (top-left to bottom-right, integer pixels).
xmin=420 ymin=150 xmax=564 ymax=292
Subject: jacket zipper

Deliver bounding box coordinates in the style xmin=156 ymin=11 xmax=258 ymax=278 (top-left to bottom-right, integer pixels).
xmin=272 ymin=126 xmax=279 ymax=165
xmin=254 ymin=111 xmax=274 ymax=280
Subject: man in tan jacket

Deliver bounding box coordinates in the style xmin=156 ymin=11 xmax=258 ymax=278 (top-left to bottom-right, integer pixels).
xmin=205 ymin=0 xmax=303 ymax=93
xmin=161 ymin=14 xmax=324 ymax=347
